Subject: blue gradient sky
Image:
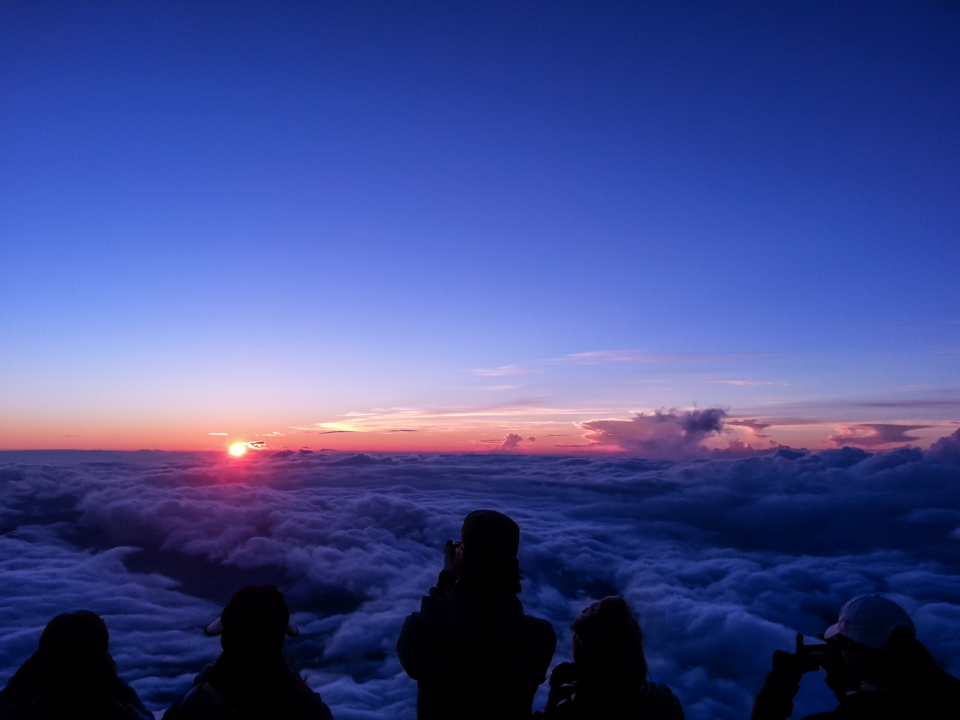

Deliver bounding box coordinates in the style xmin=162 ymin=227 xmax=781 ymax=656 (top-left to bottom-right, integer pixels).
xmin=2 ymin=0 xmax=958 ymax=451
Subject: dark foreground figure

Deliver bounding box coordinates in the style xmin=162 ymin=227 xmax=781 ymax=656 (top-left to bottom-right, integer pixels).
xmin=398 ymin=509 xmax=557 ymax=720
xmin=539 ymin=596 xmax=684 ymax=720
xmin=165 ymin=585 xmax=332 ymax=720
xmin=751 ymin=594 xmax=960 ymax=720
xmin=0 ymin=610 xmax=153 ymax=720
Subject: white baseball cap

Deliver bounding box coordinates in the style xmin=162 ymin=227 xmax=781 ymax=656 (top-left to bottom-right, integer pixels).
xmin=823 ymin=595 xmax=915 ymax=649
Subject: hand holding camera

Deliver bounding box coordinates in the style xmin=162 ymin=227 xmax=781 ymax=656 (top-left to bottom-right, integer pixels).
xmin=794 ymin=633 xmax=832 ymax=674
xmin=768 ymin=633 xmax=834 ymax=685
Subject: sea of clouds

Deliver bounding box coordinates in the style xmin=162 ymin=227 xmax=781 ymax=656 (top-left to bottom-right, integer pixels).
xmin=2 ymin=429 xmax=960 ymax=719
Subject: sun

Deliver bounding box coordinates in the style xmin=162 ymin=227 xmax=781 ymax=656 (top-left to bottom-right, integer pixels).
xmin=229 ymin=443 xmax=247 ymax=456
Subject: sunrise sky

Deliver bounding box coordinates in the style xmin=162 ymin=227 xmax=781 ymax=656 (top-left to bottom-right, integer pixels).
xmin=2 ymin=0 xmax=958 ymax=454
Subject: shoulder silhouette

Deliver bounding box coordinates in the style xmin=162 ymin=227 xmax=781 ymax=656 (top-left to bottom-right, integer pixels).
xmin=398 ymin=509 xmax=557 ymax=720
xmin=0 ymin=610 xmax=154 ymax=720
xmin=164 ymin=585 xmax=332 ymax=720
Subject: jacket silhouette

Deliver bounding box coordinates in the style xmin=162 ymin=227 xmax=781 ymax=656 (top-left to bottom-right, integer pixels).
xmin=164 ymin=585 xmax=331 ymax=720
xmin=0 ymin=611 xmax=153 ymax=720
xmin=398 ymin=510 xmax=556 ymax=720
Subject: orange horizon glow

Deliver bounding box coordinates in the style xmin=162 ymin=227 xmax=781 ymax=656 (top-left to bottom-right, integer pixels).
xmin=1 ymin=415 xmax=955 ymax=455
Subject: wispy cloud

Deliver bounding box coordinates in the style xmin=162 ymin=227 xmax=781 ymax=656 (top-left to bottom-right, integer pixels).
xmin=725 ymin=418 xmax=773 ymax=438
xmin=293 ymin=399 xmax=662 ymax=441
xmin=208 ymin=432 xmax=228 ymax=436
xmin=473 ymin=364 xmax=526 ymax=377
xmin=851 ymin=400 xmax=960 ymax=409
xmin=470 ymin=349 xmax=765 ymax=380
xmin=558 ymin=350 xmax=764 ymax=364
xmin=724 ymin=416 xmax=822 ymax=438
xmin=712 ymin=380 xmax=779 ymax=386
xmin=736 ymin=390 xmax=960 ymax=417
xmin=295 ymin=398 xmax=554 ymax=434
xmin=828 ymin=423 xmax=930 ymax=448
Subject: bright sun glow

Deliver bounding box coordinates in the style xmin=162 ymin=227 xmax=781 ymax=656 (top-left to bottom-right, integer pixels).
xmin=229 ymin=443 xmax=247 ymax=456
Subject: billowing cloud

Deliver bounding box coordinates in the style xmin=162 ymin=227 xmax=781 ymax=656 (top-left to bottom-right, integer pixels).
xmin=828 ymin=423 xmax=930 ymax=448
xmin=1 ymin=439 xmax=959 ymax=720
xmin=498 ymin=434 xmax=535 ymax=451
xmin=500 ymin=433 xmax=524 ymax=450
xmin=929 ymin=427 xmax=960 ymax=462
xmin=578 ymin=408 xmax=726 ymax=458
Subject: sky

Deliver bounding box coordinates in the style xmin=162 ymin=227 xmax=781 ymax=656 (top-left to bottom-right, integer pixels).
xmin=2 ymin=8 xmax=960 ymax=715
xmin=1 ymin=439 xmax=960 ymax=719
xmin=1 ymin=0 xmax=959 ymax=453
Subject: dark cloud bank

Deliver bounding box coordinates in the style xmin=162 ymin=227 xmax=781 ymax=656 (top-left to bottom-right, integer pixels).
xmin=2 ymin=429 xmax=960 ymax=719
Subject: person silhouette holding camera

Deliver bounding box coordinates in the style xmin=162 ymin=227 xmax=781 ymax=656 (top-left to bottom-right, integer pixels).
xmin=539 ymin=596 xmax=684 ymax=720
xmin=398 ymin=510 xmax=556 ymax=720
xmin=751 ymin=594 xmax=960 ymax=720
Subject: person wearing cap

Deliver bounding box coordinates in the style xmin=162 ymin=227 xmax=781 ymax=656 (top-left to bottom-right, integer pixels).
xmin=0 ymin=610 xmax=154 ymax=720
xmin=164 ymin=585 xmax=332 ymax=720
xmin=538 ymin=596 xmax=684 ymax=719
xmin=750 ymin=594 xmax=960 ymax=720
xmin=397 ymin=510 xmax=556 ymax=720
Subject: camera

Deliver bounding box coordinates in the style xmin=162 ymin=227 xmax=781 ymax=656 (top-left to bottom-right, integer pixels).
xmin=795 ymin=634 xmax=831 ymax=672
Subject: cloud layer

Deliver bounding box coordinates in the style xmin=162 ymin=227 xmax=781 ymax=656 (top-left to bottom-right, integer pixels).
xmin=1 ymin=432 xmax=959 ymax=719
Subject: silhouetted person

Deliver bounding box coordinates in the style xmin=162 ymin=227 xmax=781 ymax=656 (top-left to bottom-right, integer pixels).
xmin=398 ymin=509 xmax=556 ymax=720
xmin=751 ymin=594 xmax=960 ymax=720
xmin=538 ymin=596 xmax=684 ymax=720
xmin=164 ymin=585 xmax=332 ymax=720
xmin=0 ymin=610 xmax=153 ymax=720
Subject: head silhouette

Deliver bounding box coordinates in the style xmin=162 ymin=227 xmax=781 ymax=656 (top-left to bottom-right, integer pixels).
xmin=823 ymin=595 xmax=939 ymax=691
xmin=459 ymin=510 xmax=522 ymax=594
xmin=823 ymin=595 xmax=915 ymax=650
xmin=35 ymin=611 xmax=116 ymax=709
xmin=205 ymin=585 xmax=298 ymax=657
xmin=572 ymin=597 xmax=647 ymax=689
